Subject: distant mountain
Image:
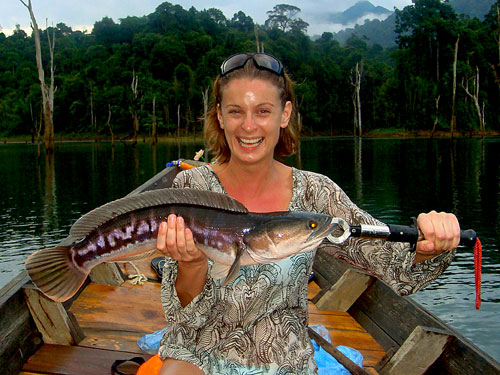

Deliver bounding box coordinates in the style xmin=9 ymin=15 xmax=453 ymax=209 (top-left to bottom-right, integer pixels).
xmin=328 ymin=1 xmax=392 ymax=25
xmin=449 ymin=0 xmax=496 ymax=19
xmin=329 ymin=0 xmax=497 ymax=48
xmin=332 ymin=13 xmax=396 ymax=48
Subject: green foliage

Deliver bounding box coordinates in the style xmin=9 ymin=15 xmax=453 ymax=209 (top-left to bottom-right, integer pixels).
xmin=265 ymin=4 xmax=309 ymax=33
xmin=1 ymin=0 xmax=499 ymax=137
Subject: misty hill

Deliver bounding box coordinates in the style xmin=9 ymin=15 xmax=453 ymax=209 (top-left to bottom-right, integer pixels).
xmin=330 ymin=0 xmax=496 ymax=48
xmin=328 ymin=1 xmax=391 ymax=25
xmin=449 ymin=0 xmax=497 ymax=19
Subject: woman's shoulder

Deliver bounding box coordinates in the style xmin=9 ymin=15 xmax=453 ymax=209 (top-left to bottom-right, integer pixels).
xmin=291 ymin=168 xmax=345 ymax=213
xmin=293 ymin=168 xmax=340 ymax=192
xmin=173 ymin=164 xmax=223 ymax=192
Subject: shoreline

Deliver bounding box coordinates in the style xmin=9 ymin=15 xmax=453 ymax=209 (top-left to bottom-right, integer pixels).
xmin=2 ymin=129 xmax=500 ymax=144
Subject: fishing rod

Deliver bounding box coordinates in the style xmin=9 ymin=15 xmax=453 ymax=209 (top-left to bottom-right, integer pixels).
xmin=325 ymin=217 xmax=477 ymax=248
xmin=325 ymin=217 xmax=482 ymax=310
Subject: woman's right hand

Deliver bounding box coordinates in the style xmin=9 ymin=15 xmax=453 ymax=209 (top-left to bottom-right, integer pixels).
xmin=157 ymin=214 xmax=207 ymax=266
xmin=157 ymin=214 xmax=208 ymax=307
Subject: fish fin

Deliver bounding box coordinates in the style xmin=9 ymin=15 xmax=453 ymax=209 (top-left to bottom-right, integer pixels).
xmin=25 ymin=246 xmax=88 ymax=302
xmin=69 ymin=188 xmax=248 ymax=239
xmin=221 ymin=244 xmax=245 ymax=286
xmin=210 ymin=262 xmax=232 ymax=280
xmin=222 ymin=259 xmax=241 ymax=287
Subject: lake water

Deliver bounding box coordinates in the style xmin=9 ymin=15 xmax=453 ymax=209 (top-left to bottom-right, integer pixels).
xmin=1 ymin=138 xmax=499 ymax=362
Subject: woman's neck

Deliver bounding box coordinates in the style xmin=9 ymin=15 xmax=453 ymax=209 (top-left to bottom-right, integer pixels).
xmin=212 ymin=158 xmax=292 ymax=212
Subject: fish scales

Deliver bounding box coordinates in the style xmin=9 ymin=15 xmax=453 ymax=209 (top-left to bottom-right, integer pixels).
xmin=71 ymin=204 xmax=251 ymax=269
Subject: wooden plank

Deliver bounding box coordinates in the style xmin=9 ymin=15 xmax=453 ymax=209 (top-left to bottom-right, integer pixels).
xmin=315 ymin=268 xmax=374 ymax=312
xmin=78 ymin=328 xmax=146 ymax=353
xmin=425 ymin=335 xmax=500 ymax=375
xmin=308 ymin=308 xmax=365 ymax=332
xmin=308 ymin=280 xmax=321 ymax=299
xmin=0 ymin=274 xmax=42 ymax=375
xmin=365 ymin=367 xmax=380 ymax=375
xmin=70 ymin=281 xmax=164 ymax=334
xmin=89 ymin=262 xmax=125 ymax=286
xmin=23 ymin=286 xmax=85 ymax=346
xmin=379 ymin=326 xmax=452 ymax=375
xmin=22 ymin=344 xmax=150 ymax=375
xmin=359 ymin=349 xmax=386 ymax=368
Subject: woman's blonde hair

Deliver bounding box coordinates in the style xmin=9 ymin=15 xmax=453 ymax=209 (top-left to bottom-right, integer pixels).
xmin=204 ymin=58 xmax=299 ymax=164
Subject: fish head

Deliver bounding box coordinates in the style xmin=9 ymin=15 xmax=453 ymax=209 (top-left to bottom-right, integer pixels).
xmin=243 ymin=211 xmax=337 ymax=263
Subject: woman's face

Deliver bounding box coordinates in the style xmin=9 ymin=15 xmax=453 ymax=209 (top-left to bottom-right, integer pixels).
xmin=217 ymin=78 xmax=292 ymax=166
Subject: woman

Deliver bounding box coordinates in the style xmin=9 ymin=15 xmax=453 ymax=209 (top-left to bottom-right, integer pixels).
xmin=155 ymin=53 xmax=460 ymax=375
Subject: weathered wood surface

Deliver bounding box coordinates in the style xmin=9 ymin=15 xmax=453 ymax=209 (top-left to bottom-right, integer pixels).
xmin=379 ymin=326 xmax=452 ymax=375
xmin=315 ymin=268 xmax=374 ymax=312
xmin=20 ymin=344 xmax=151 ymax=375
xmin=313 ymin=248 xmax=500 ymax=374
xmin=0 ymin=272 xmax=42 ymax=375
xmin=89 ymin=262 xmax=126 ymax=286
xmin=70 ymin=282 xmax=164 ymax=334
xmin=23 ymin=284 xmax=85 ymax=346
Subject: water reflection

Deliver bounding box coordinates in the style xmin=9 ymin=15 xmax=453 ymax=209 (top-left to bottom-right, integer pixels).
xmin=0 ymin=138 xmax=499 ymax=361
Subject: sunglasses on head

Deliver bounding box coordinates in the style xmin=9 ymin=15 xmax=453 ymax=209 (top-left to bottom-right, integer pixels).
xmin=220 ymin=53 xmax=285 ymax=77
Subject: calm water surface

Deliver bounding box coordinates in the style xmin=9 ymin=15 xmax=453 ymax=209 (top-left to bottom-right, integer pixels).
xmin=1 ymin=138 xmax=499 ymax=361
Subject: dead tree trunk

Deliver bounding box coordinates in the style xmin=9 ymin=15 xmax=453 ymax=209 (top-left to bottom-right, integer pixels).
xmin=20 ymin=0 xmax=56 ymax=153
xmin=463 ymin=66 xmax=486 ymax=136
xmin=431 ymin=95 xmax=440 ymax=138
xmin=29 ymin=100 xmax=42 ymax=144
xmin=177 ymin=104 xmax=181 ymax=139
xmin=90 ymin=84 xmax=98 ymax=142
xmin=450 ymin=34 xmax=459 ymax=138
xmin=254 ymin=25 xmax=260 ymax=53
xmin=107 ymin=104 xmax=114 ymax=147
xmin=130 ymin=71 xmax=140 ymax=145
xmin=202 ymin=87 xmax=209 ymax=130
xmin=152 ymin=96 xmax=158 ymax=144
xmin=350 ymin=62 xmax=363 ymax=137
xmin=497 ymin=2 xmax=500 ymax=64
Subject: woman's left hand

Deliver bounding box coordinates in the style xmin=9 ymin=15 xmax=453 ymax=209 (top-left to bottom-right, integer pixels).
xmin=416 ymin=210 xmax=461 ymax=258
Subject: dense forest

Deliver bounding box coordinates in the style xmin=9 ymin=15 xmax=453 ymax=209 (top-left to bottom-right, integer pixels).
xmin=1 ymin=0 xmax=499 ymax=141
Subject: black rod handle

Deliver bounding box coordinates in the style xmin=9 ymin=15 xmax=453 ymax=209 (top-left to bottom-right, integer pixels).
xmin=387 ymin=224 xmax=477 ymax=247
xmin=349 ymin=223 xmax=477 ymax=247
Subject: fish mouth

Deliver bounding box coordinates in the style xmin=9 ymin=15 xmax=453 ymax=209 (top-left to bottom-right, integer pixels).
xmin=238 ymin=137 xmax=263 ymax=148
xmin=306 ymin=217 xmax=338 ymax=242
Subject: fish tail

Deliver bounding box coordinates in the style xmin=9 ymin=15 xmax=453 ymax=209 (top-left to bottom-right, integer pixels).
xmin=25 ymin=246 xmax=88 ymax=302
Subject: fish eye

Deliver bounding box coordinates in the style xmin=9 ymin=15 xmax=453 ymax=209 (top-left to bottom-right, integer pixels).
xmin=309 ymin=221 xmax=318 ymax=229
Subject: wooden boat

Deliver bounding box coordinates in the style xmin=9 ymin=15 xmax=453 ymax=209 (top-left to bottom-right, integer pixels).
xmin=2 ymin=161 xmax=500 ymax=375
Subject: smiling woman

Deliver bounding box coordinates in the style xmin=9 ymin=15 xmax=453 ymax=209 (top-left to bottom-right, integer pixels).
xmin=149 ymin=52 xmax=462 ymax=375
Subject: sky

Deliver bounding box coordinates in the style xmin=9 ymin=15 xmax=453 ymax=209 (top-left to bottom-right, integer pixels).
xmin=1 ymin=0 xmax=413 ymax=37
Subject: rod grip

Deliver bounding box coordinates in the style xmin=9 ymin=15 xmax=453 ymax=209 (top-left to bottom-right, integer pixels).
xmin=387 ymin=224 xmax=477 ymax=247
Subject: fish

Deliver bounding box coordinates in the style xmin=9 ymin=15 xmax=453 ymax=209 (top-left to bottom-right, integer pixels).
xmin=25 ymin=188 xmax=338 ymax=302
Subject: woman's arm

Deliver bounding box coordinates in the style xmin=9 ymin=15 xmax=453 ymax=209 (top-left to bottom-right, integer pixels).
xmin=303 ymin=172 xmax=457 ymax=295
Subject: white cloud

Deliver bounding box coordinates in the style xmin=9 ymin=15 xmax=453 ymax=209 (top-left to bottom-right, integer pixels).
xmin=1 ymin=0 xmax=413 ymax=37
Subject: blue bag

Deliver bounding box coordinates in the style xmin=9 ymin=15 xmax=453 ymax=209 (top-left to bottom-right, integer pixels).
xmin=309 ymin=324 xmax=364 ymax=375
